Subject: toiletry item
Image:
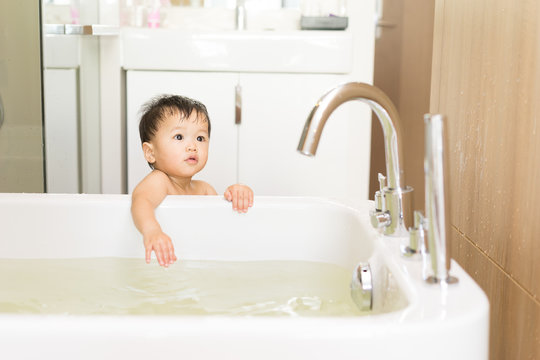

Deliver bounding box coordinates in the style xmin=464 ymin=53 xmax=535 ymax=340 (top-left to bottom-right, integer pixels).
xmin=147 ymin=0 xmax=161 ymax=28
xmin=70 ymin=0 xmax=80 ymax=24
xmin=299 ymin=0 xmax=348 ymax=30
xmin=300 ymin=15 xmax=348 ymax=30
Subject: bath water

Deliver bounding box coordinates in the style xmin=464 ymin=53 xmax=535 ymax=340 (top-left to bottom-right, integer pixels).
xmin=0 ymin=258 xmax=364 ymax=316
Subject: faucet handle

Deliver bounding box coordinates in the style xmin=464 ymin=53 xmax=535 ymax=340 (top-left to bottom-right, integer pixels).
xmin=373 ymin=173 xmax=386 ymax=211
xmin=370 ymin=209 xmax=391 ymax=231
xmin=404 ymin=211 xmax=426 ymax=257
xmin=378 ymin=173 xmax=386 ymax=192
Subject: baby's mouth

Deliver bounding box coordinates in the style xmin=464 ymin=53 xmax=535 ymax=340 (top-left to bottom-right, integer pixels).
xmin=185 ymin=155 xmax=198 ymax=164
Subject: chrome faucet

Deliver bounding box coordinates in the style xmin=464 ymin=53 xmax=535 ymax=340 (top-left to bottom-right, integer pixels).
xmin=236 ymin=0 xmax=246 ymax=30
xmin=297 ymin=82 xmax=411 ymax=236
xmin=409 ymin=114 xmax=458 ymax=284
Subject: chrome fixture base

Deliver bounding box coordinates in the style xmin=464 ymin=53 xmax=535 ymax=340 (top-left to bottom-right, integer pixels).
xmin=370 ymin=210 xmax=391 ymax=230
xmin=350 ymin=262 xmax=373 ymax=311
xmin=405 ymin=210 xmax=426 ymax=257
xmin=425 ymin=275 xmax=459 ymax=285
xmin=416 ymin=114 xmax=458 ymax=285
xmin=400 ymin=244 xmax=421 ymax=258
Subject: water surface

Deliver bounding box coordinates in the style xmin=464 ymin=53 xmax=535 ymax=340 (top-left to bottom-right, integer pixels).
xmin=0 ymin=258 xmax=364 ymax=316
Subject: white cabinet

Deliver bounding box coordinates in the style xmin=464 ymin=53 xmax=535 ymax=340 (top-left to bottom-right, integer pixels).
xmin=44 ymin=69 xmax=79 ymax=193
xmin=127 ymin=70 xmax=372 ymax=202
xmin=43 ymin=35 xmax=81 ymax=194
xmin=43 ymin=33 xmax=114 ymax=194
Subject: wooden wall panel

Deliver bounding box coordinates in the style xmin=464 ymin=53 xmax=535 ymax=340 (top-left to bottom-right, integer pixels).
xmin=451 ymin=230 xmax=540 ymax=359
xmin=396 ymin=1 xmax=435 ymax=213
xmin=370 ymin=0 xmax=434 ymax=214
xmin=430 ymin=0 xmax=540 ymax=357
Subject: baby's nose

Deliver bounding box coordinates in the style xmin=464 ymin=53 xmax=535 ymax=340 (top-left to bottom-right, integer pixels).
xmin=186 ymin=142 xmax=197 ymax=151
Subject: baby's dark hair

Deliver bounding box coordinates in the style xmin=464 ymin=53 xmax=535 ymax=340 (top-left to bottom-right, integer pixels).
xmin=139 ymin=94 xmax=211 ymax=145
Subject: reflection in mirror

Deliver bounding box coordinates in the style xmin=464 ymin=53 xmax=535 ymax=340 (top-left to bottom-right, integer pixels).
xmin=0 ymin=2 xmax=44 ymax=192
xmin=42 ymin=0 xmax=75 ymax=24
xmin=38 ymin=0 xmax=373 ymax=199
xmin=120 ymin=0 xmax=304 ymax=31
xmin=42 ymin=0 xmax=103 ymax=194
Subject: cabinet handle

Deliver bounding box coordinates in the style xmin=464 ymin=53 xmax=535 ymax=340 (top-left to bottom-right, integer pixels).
xmin=235 ymin=84 xmax=242 ymax=125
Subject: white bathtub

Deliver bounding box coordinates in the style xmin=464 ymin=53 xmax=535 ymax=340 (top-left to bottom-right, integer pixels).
xmin=0 ymin=193 xmax=488 ymax=359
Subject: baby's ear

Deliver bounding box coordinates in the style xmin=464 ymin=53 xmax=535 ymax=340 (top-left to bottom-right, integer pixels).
xmin=142 ymin=142 xmax=155 ymax=164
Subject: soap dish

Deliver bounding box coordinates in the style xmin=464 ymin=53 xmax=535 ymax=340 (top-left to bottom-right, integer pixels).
xmin=300 ymin=16 xmax=348 ymax=30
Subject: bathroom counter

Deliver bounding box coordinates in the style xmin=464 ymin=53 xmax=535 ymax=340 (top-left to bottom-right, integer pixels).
xmin=121 ymin=27 xmax=353 ymax=73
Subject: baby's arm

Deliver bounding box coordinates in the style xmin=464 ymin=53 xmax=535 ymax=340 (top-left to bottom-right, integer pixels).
xmin=224 ymin=184 xmax=254 ymax=213
xmin=131 ymin=171 xmax=177 ymax=267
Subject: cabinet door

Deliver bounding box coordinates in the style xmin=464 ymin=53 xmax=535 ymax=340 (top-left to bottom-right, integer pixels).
xmin=238 ymin=73 xmax=372 ymax=203
xmin=127 ymin=71 xmax=238 ymax=193
xmin=44 ymin=69 xmax=79 ymax=193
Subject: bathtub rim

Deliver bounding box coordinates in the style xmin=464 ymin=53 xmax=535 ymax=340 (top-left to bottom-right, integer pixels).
xmin=0 ymin=193 xmax=488 ymax=329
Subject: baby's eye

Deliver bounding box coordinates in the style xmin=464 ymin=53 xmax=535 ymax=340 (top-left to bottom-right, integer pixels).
xmin=196 ymin=136 xmax=206 ymax=142
xmin=174 ymin=134 xmax=183 ymax=140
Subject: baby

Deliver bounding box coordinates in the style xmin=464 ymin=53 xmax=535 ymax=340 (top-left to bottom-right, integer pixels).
xmin=131 ymin=95 xmax=253 ymax=267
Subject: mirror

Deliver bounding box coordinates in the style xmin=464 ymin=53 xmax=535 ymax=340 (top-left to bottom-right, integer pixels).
xmin=0 ymin=2 xmax=44 ymax=192
xmin=3 ymin=0 xmax=433 ymax=201
xmin=42 ymin=0 xmax=104 ymax=194
xmin=40 ymin=0 xmax=350 ymax=196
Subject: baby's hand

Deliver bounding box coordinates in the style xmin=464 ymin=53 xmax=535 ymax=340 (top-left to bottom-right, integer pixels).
xmin=143 ymin=229 xmax=177 ymax=267
xmin=224 ymin=184 xmax=254 ymax=213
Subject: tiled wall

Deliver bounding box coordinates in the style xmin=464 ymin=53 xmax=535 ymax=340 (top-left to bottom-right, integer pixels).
xmin=430 ymin=0 xmax=540 ymax=357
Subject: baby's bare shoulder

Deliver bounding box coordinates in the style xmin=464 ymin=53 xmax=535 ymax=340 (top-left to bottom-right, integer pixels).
xmin=143 ymin=170 xmax=171 ymax=186
xmin=135 ymin=170 xmax=172 ymax=190
xmin=132 ymin=170 xmax=170 ymax=202
xmin=191 ymin=180 xmax=217 ymax=195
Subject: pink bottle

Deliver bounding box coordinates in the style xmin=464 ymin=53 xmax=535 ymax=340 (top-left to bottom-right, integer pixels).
xmin=147 ymin=0 xmax=161 ymax=28
xmin=70 ymin=0 xmax=80 ymax=24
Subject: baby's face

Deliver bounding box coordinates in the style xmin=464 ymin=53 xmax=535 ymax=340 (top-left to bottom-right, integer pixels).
xmin=147 ymin=111 xmax=210 ymax=179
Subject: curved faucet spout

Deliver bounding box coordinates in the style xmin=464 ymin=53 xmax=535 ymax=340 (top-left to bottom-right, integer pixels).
xmin=298 ymin=82 xmax=403 ymax=190
xmin=297 ymin=82 xmax=409 ymax=236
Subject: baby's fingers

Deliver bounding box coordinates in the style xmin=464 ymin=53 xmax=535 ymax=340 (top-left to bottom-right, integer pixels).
xmin=168 ymin=241 xmax=177 ymax=264
xmin=239 ymin=191 xmax=250 ymax=212
xmin=235 ymin=190 xmax=244 ymax=212
xmin=229 ymin=188 xmax=238 ymax=210
xmin=225 ymin=185 xmax=253 ymax=213
xmin=155 ymin=245 xmax=169 ymax=267
xmin=224 ymin=189 xmax=233 ymax=202
xmin=156 ymin=241 xmax=175 ymax=267
xmin=237 ymin=191 xmax=250 ymax=213
xmin=248 ymin=190 xmax=254 ymax=207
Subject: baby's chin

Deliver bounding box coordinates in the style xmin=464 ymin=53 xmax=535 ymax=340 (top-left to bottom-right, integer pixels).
xmin=179 ymin=166 xmax=206 ymax=178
